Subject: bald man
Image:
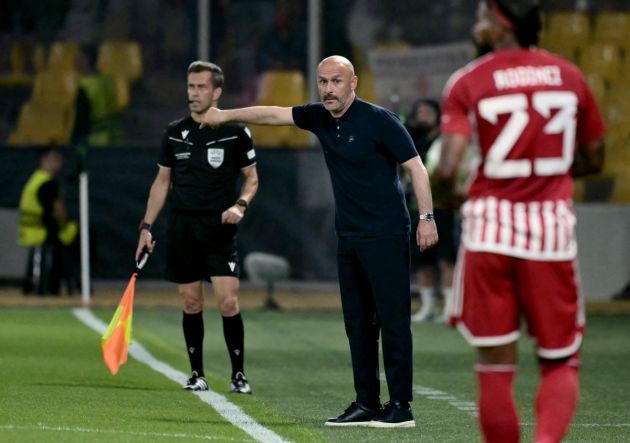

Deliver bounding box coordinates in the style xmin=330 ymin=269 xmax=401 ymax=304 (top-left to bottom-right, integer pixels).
xmin=201 ymin=55 xmax=438 ymax=428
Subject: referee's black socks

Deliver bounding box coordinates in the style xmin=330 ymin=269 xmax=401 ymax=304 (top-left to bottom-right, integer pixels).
xmin=182 ymin=311 xmax=205 ymax=377
xmin=222 ymin=313 xmax=245 ymax=378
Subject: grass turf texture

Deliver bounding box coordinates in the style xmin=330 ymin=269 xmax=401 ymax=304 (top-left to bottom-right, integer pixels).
xmin=0 ymin=307 xmax=628 ymax=442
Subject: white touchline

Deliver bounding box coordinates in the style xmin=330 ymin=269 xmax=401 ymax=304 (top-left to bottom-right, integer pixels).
xmin=0 ymin=424 xmax=251 ymax=441
xmin=72 ymin=308 xmax=290 ymax=443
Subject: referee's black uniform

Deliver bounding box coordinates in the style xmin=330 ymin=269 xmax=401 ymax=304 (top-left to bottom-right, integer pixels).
xmin=293 ymin=98 xmax=417 ymax=406
xmin=159 ymin=117 xmax=256 ymax=282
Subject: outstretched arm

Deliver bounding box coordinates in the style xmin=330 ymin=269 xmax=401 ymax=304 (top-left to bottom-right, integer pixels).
xmin=200 ymin=106 xmax=295 ymax=128
xmin=136 ymin=166 xmax=171 ymax=260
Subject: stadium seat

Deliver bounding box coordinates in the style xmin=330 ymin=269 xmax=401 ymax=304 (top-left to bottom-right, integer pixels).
xmin=579 ymin=43 xmax=621 ymax=84
xmin=31 ymin=69 xmax=81 ymax=107
xmin=0 ymin=41 xmax=32 ymax=86
xmin=96 ymin=41 xmax=143 ymax=109
xmin=593 ymin=12 xmax=630 ymax=49
xmin=47 ymin=41 xmax=79 ymax=71
xmin=546 ymin=12 xmax=591 ymax=48
xmin=603 ymin=86 xmax=630 ymax=129
xmin=250 ymin=70 xmax=307 ymax=147
xmin=538 ymin=30 xmax=579 ymax=62
xmin=355 ymin=69 xmax=379 ymax=105
xmin=96 ymin=41 xmax=143 ymax=82
xmin=8 ymin=100 xmax=75 ymax=145
xmin=609 ymin=171 xmax=630 ymax=203
xmin=584 ymin=73 xmax=607 ymax=107
xmin=603 ymin=130 xmax=630 ymax=174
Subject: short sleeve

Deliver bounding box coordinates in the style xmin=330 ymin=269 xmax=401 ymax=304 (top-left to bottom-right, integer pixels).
xmin=440 ymin=72 xmax=473 ymax=139
xmin=236 ymin=125 xmax=256 ymax=168
xmin=379 ymin=110 xmax=419 ymax=163
xmin=576 ymin=75 xmax=606 ymax=145
xmin=292 ymin=103 xmax=323 ymax=132
xmin=158 ymin=129 xmax=174 ymax=168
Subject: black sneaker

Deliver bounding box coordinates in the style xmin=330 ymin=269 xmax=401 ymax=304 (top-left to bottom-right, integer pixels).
xmin=230 ymin=372 xmax=252 ymax=394
xmin=369 ymin=401 xmax=415 ymax=428
xmin=325 ymin=402 xmax=380 ymax=427
xmin=184 ymin=371 xmax=208 ymax=391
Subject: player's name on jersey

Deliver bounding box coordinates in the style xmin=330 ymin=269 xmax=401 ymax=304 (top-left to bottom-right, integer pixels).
xmin=493 ymin=65 xmax=562 ymax=91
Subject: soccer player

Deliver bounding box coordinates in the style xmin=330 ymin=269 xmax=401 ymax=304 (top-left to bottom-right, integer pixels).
xmin=136 ymin=61 xmax=258 ymax=394
xmin=436 ymin=1 xmax=605 ymax=442
xmin=201 ymin=55 xmax=438 ymax=428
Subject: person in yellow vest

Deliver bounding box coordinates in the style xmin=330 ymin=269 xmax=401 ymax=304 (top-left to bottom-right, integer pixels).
xmin=72 ymin=46 xmax=120 ymax=146
xmin=18 ymin=149 xmax=78 ymax=295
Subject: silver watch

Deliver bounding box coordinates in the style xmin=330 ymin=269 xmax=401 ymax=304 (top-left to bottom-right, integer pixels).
xmin=419 ymin=213 xmax=434 ymax=222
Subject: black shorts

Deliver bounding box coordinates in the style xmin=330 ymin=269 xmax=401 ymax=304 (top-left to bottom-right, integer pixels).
xmin=165 ymin=212 xmax=240 ymax=283
xmin=410 ymin=208 xmax=459 ymax=271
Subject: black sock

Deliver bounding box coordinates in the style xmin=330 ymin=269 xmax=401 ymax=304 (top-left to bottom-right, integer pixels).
xmin=182 ymin=311 xmax=204 ymax=377
xmin=222 ymin=313 xmax=244 ymax=378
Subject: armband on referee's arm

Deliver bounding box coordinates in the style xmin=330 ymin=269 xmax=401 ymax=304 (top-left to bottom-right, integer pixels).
xmin=138 ymin=220 xmax=152 ymax=232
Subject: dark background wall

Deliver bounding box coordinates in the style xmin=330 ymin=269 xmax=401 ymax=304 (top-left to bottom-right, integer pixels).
xmin=0 ymin=145 xmax=337 ymax=280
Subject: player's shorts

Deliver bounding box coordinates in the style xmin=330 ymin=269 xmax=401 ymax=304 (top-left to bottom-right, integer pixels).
xmin=447 ymin=248 xmax=584 ymax=360
xmin=165 ymin=212 xmax=240 ymax=284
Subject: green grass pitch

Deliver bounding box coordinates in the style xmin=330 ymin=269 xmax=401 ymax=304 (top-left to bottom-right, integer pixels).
xmin=0 ymin=307 xmax=628 ymax=442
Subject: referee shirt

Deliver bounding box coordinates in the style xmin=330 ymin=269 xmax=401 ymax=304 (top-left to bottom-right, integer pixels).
xmin=292 ymin=98 xmax=418 ymax=236
xmin=159 ymin=117 xmax=256 ymax=213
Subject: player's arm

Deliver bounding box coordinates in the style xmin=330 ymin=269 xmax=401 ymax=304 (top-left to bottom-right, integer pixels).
xmin=222 ymin=165 xmax=259 ymax=225
xmin=434 ymin=133 xmax=469 ymax=181
xmin=400 ymin=155 xmax=438 ymax=251
xmin=136 ymin=165 xmax=171 ymax=260
xmin=200 ymin=106 xmax=295 ymax=128
xmin=573 ymin=138 xmax=605 ymax=177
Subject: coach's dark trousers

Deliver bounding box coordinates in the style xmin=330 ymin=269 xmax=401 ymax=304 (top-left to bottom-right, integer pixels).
xmin=336 ymin=234 xmax=413 ymax=405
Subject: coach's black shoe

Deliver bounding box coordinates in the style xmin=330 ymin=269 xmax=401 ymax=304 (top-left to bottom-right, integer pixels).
xmin=325 ymin=402 xmax=380 ymax=427
xmin=369 ymin=401 xmax=416 ymax=428
xmin=230 ymin=372 xmax=252 ymax=394
xmin=184 ymin=371 xmax=208 ymax=391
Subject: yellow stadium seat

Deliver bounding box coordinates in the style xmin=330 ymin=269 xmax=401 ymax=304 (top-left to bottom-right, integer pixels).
xmin=604 ymin=86 xmax=630 ymax=129
xmin=593 ymin=12 xmax=630 ymax=48
xmin=250 ymin=70 xmax=307 ymax=147
xmin=547 ymin=12 xmax=591 ymax=48
xmin=610 ymin=171 xmax=630 ymax=203
xmin=356 ymin=69 xmax=379 ymax=104
xmin=8 ymin=100 xmax=75 ymax=145
xmin=584 ymin=73 xmax=607 ymax=107
xmin=31 ymin=69 xmax=81 ymax=107
xmin=579 ymin=43 xmax=621 ymax=84
xmin=97 ymin=40 xmax=143 ymax=82
xmin=603 ymin=133 xmax=630 ymax=174
xmin=47 ymin=41 xmax=79 ymax=71
xmin=0 ymin=41 xmax=32 ymax=86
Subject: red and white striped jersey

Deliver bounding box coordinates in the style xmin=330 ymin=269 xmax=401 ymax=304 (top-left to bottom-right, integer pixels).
xmin=441 ymin=48 xmax=605 ymax=260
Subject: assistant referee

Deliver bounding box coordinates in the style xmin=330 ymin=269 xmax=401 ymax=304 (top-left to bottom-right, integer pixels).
xmin=136 ymin=61 xmax=258 ymax=394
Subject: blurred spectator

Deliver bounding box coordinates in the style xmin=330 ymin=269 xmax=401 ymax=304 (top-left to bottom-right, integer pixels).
xmin=611 ymin=279 xmax=630 ymax=301
xmin=404 ymin=98 xmax=458 ymax=323
xmin=72 ymin=46 xmax=120 ymax=146
xmin=256 ymin=3 xmax=307 ymax=74
xmin=18 ymin=148 xmax=79 ymax=295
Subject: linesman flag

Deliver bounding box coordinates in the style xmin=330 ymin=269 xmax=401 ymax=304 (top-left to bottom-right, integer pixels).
xmin=101 ymin=249 xmax=150 ymax=375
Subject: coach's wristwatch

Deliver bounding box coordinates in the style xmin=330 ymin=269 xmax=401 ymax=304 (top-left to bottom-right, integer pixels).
xmin=138 ymin=221 xmax=152 ymax=232
xmin=236 ymin=198 xmax=248 ymax=210
xmin=419 ymin=213 xmax=434 ymax=222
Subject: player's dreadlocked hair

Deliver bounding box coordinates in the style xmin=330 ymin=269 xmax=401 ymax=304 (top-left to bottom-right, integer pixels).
xmin=487 ymin=0 xmax=542 ymax=47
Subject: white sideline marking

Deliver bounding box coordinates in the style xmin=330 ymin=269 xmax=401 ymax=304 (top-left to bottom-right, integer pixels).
xmin=72 ymin=308 xmax=289 ymax=443
xmin=414 ymin=384 xmax=479 ymax=417
xmin=0 ymin=424 xmax=250 ymax=441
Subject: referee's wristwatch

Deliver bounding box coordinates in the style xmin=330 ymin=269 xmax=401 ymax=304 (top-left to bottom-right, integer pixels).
xmin=419 ymin=212 xmax=434 ymax=222
xmin=236 ymin=198 xmax=248 ymax=210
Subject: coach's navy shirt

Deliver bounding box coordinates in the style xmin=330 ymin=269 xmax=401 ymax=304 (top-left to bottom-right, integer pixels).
xmin=292 ymin=98 xmax=418 ymax=236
